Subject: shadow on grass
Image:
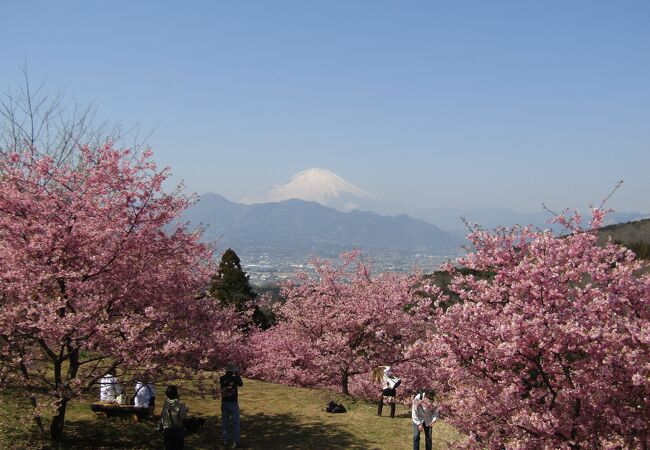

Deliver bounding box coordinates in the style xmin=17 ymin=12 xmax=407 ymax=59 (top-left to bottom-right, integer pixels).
xmin=16 ymin=417 xmax=208 ymax=450
xmin=238 ymin=412 xmax=376 ymax=450
xmin=35 ymin=412 xmax=374 ymax=450
xmin=51 ymin=416 xmax=162 ymax=449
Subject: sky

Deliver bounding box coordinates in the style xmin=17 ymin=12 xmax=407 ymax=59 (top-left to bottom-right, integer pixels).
xmin=2 ymin=1 xmax=649 ymax=213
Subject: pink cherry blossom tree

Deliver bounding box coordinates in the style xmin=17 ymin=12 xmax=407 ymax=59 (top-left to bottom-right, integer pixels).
xmin=247 ymin=251 xmax=431 ymax=395
xmin=0 ymin=144 xmax=245 ymax=441
xmin=420 ymin=210 xmax=650 ymax=449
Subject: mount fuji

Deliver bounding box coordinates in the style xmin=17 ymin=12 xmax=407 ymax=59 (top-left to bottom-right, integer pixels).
xmin=240 ymin=168 xmax=387 ymax=212
xmin=182 ymin=169 xmax=463 ymax=265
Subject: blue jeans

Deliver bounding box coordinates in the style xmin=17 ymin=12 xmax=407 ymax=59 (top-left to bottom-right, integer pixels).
xmin=221 ymin=402 xmax=240 ymax=444
xmin=413 ymin=422 xmax=432 ymax=450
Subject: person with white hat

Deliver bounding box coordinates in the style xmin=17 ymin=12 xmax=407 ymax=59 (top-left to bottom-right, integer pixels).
xmin=220 ymin=361 xmax=243 ymax=448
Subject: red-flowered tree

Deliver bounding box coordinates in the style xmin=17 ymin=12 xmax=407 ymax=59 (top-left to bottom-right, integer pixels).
xmin=417 ymin=210 xmax=650 ymax=449
xmin=0 ymin=144 xmax=245 ymax=441
xmin=247 ymin=251 xmax=431 ymax=395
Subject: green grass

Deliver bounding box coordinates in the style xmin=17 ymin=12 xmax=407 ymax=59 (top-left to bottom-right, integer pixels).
xmin=1 ymin=379 xmax=463 ymax=449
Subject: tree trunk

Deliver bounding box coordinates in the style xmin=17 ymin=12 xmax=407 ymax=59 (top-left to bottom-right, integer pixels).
xmin=49 ymin=346 xmax=80 ymax=442
xmin=18 ymin=359 xmax=45 ymax=434
xmin=50 ymin=398 xmax=68 ymax=442
xmin=341 ymin=369 xmax=350 ymax=395
xmin=30 ymin=397 xmax=46 ymax=435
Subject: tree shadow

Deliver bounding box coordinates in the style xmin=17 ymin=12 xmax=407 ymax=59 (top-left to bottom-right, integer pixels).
xmin=42 ymin=411 xmax=376 ymax=449
xmin=236 ymin=412 xmax=377 ymax=450
xmin=51 ymin=415 xmax=163 ymax=449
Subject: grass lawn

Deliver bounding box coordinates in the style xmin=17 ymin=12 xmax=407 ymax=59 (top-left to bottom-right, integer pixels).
xmin=1 ymin=379 xmax=463 ymax=449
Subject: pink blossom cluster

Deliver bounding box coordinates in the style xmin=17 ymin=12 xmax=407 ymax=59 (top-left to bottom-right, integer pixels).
xmin=247 ymin=251 xmax=432 ymax=396
xmin=0 ymin=145 xmax=245 ymax=439
xmin=246 ymin=209 xmax=648 ymax=448
xmin=415 ymin=210 xmax=650 ymax=449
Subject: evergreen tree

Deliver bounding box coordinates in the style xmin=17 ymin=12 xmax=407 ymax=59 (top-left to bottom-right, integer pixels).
xmin=210 ymin=248 xmax=257 ymax=310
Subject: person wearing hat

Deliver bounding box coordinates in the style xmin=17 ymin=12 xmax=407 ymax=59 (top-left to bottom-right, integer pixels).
xmin=220 ymin=361 xmax=244 ymax=448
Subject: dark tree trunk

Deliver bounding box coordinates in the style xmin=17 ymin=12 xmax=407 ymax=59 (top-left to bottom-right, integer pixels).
xmin=50 ymin=398 xmax=68 ymax=441
xmin=49 ymin=346 xmax=80 ymax=442
xmin=341 ymin=369 xmax=350 ymax=395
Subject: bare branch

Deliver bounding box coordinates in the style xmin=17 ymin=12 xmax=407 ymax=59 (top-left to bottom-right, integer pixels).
xmin=1 ymin=67 xmax=153 ymax=167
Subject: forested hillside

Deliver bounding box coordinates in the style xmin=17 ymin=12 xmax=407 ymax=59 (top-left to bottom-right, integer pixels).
xmin=599 ymin=218 xmax=650 ymax=259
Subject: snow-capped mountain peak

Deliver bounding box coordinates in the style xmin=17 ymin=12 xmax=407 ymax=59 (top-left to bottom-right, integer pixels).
xmin=240 ymin=168 xmax=377 ymax=211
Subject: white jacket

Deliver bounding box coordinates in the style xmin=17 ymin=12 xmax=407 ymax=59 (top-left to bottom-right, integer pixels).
xmin=382 ymin=366 xmax=400 ymax=390
xmin=412 ymin=392 xmax=439 ymax=426
xmin=383 ymin=373 xmax=399 ymax=389
xmin=134 ymin=382 xmax=156 ymax=407
xmin=99 ymin=375 xmax=124 ymax=402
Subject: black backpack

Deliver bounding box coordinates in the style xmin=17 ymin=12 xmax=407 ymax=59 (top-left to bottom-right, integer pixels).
xmin=325 ymin=401 xmax=347 ymax=413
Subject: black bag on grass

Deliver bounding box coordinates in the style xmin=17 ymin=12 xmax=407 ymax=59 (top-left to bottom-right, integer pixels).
xmin=325 ymin=401 xmax=347 ymax=413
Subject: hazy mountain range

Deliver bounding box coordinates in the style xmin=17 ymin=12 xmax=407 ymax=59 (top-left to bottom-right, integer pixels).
xmin=409 ymin=207 xmax=649 ymax=237
xmin=184 ymin=168 xmax=648 ymax=261
xmin=240 ymin=168 xmax=648 ymax=232
xmin=183 ymin=193 xmax=462 ymax=255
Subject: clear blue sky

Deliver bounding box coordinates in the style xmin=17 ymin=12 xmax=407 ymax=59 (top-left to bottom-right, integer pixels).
xmin=2 ymin=1 xmax=649 ymax=212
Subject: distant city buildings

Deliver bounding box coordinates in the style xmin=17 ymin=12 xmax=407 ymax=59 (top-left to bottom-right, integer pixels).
xmin=240 ymin=250 xmax=459 ymax=285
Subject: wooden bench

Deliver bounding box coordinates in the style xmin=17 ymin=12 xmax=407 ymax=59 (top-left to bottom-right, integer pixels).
xmin=90 ymin=402 xmax=154 ymax=422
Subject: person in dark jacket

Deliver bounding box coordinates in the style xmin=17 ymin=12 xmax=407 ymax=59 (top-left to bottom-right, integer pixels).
xmin=220 ymin=361 xmax=244 ymax=448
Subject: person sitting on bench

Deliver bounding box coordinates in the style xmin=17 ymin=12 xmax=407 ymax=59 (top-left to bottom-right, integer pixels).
xmin=99 ymin=374 xmax=124 ymax=403
xmin=134 ymin=380 xmax=156 ymax=410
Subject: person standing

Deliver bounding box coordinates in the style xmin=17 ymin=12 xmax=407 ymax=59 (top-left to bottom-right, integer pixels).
xmin=375 ymin=366 xmax=401 ymax=418
xmin=220 ymin=361 xmax=244 ymax=448
xmin=160 ymin=385 xmax=188 ymax=450
xmin=412 ymin=389 xmax=439 ymax=450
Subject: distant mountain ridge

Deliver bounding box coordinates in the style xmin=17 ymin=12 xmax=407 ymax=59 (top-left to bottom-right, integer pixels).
xmin=598 ymin=218 xmax=650 ymax=246
xmin=181 ymin=193 xmax=650 ymax=281
xmin=411 ymin=207 xmax=649 ymax=236
xmin=239 ymin=169 xmax=648 ymax=234
xmin=183 ymin=193 xmax=462 ymax=255
xmin=238 ymin=169 xmax=648 ymax=232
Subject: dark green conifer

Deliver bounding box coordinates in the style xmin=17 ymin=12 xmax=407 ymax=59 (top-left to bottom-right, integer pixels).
xmin=209 ymin=248 xmax=256 ymax=310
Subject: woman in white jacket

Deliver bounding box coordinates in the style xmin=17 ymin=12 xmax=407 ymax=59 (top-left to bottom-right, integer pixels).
xmin=374 ymin=366 xmax=401 ymax=418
